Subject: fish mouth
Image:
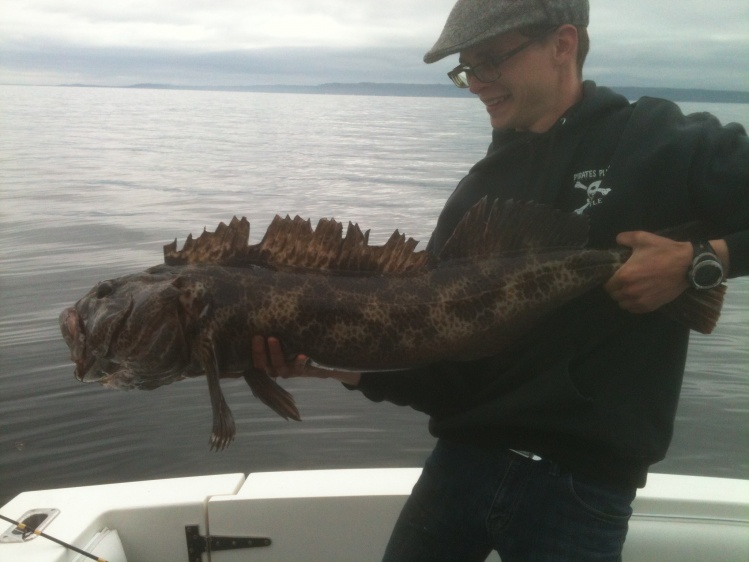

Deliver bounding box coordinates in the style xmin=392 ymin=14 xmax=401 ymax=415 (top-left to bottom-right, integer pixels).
xmin=59 ymin=307 xmax=79 ymax=342
xmin=59 ymin=308 xmax=89 ymax=379
xmin=59 ymin=307 xmax=108 ymax=382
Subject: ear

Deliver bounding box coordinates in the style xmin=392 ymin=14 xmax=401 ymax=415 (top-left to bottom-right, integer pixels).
xmin=553 ymin=24 xmax=579 ymax=66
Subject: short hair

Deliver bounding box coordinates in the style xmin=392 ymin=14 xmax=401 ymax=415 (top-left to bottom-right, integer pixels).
xmin=517 ymin=24 xmax=589 ymax=78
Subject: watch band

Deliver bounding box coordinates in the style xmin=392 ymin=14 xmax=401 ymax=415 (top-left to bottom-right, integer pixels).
xmin=688 ymin=240 xmax=724 ymax=290
xmin=692 ymin=240 xmax=716 ymax=260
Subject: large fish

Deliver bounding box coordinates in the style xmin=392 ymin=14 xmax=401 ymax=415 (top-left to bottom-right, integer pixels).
xmin=59 ymin=199 xmax=724 ymax=450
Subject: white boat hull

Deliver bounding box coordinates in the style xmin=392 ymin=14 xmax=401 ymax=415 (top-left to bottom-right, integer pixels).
xmin=1 ymin=469 xmax=747 ymax=561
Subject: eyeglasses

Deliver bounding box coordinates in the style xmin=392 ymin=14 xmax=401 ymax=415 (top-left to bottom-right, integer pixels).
xmin=447 ymin=27 xmax=558 ymax=88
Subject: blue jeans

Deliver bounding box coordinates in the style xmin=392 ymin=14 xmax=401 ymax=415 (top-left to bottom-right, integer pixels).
xmin=383 ymin=439 xmax=636 ymax=562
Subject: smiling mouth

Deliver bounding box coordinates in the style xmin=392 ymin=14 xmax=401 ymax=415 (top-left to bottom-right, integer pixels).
xmin=483 ymin=94 xmax=511 ymax=108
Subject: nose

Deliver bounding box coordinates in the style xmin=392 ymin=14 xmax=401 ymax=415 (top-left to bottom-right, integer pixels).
xmin=467 ymin=73 xmax=487 ymax=95
xmin=467 ymin=72 xmax=502 ymax=94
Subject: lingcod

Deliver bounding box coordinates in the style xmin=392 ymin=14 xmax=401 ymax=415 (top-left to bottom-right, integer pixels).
xmin=59 ymin=199 xmax=724 ymax=450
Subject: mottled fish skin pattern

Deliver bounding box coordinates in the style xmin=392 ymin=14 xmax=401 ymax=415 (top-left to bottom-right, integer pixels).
xmin=59 ymin=199 xmax=724 ymax=450
xmin=149 ymin=249 xmax=624 ymax=371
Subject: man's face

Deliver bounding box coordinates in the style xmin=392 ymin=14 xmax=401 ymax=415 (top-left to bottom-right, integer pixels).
xmin=459 ymin=31 xmax=560 ymax=132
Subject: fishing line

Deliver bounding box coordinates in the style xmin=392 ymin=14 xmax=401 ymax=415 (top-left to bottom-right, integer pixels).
xmin=0 ymin=513 xmax=108 ymax=562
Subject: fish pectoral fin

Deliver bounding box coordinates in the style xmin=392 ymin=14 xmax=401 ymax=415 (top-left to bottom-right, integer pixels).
xmin=199 ymin=341 xmax=236 ymax=451
xmin=438 ymin=199 xmax=590 ymax=260
xmin=659 ymin=284 xmax=726 ymax=334
xmin=243 ymin=369 xmax=302 ymax=422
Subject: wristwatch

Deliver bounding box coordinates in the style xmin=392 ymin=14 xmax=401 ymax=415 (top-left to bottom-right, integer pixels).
xmin=687 ymin=240 xmax=724 ymax=290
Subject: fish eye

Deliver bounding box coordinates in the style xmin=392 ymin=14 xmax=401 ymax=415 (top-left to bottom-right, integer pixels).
xmin=96 ymin=282 xmax=113 ymax=299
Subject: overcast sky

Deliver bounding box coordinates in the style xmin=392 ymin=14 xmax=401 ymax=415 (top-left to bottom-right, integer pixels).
xmin=1 ymin=0 xmax=747 ymax=90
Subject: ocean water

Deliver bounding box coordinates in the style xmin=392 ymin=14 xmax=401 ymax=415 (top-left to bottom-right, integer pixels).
xmin=0 ymin=85 xmax=747 ymax=504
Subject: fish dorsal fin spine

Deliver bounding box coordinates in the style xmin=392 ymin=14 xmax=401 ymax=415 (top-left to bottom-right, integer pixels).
xmin=438 ymin=198 xmax=590 ymax=260
xmin=164 ymin=216 xmax=250 ymax=265
xmin=164 ymin=214 xmax=432 ymax=273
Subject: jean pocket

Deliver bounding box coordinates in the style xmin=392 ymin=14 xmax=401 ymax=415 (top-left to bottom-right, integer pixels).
xmin=566 ymin=473 xmax=636 ymax=523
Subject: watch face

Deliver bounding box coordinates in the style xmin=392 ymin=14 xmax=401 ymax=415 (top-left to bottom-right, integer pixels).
xmin=693 ymin=261 xmax=723 ymax=288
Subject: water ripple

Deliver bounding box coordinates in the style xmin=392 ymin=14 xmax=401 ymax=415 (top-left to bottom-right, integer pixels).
xmin=1 ymin=85 xmax=746 ymax=504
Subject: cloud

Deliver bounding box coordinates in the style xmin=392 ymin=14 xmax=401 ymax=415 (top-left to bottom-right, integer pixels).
xmin=0 ymin=42 xmax=457 ymax=86
xmin=586 ymin=0 xmax=749 ymax=88
xmin=0 ymin=0 xmax=747 ymax=90
xmin=587 ymin=33 xmax=749 ymax=89
xmin=1 ymin=0 xmax=455 ymax=50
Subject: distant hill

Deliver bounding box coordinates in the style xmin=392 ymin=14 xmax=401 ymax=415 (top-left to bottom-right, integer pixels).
xmin=124 ymin=82 xmax=471 ymax=97
xmin=59 ymin=82 xmax=749 ymax=104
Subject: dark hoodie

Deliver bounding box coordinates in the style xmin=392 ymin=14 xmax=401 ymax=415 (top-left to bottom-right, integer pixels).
xmin=353 ymin=82 xmax=749 ymax=488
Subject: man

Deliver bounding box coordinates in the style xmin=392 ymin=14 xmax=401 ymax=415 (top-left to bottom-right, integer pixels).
xmin=253 ymin=1 xmax=749 ymax=560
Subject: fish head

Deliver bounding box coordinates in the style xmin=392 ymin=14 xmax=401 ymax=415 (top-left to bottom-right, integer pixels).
xmin=59 ymin=269 xmax=194 ymax=390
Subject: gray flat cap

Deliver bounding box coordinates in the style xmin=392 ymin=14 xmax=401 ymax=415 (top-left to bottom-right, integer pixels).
xmin=424 ymin=0 xmax=589 ymax=63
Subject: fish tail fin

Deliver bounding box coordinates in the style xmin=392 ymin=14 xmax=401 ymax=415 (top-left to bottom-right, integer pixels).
xmin=243 ymin=370 xmax=302 ymax=421
xmin=660 ymin=284 xmax=726 ymax=334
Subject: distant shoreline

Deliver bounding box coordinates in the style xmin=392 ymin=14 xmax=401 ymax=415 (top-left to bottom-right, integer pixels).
xmin=37 ymin=82 xmax=749 ymax=104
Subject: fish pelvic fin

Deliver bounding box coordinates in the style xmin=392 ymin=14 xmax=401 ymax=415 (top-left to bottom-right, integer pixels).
xmin=164 ymin=215 xmax=432 ymax=274
xmin=243 ymin=369 xmax=302 ymax=422
xmin=660 ymin=284 xmax=726 ymax=334
xmin=198 ymin=340 xmax=236 ymax=451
